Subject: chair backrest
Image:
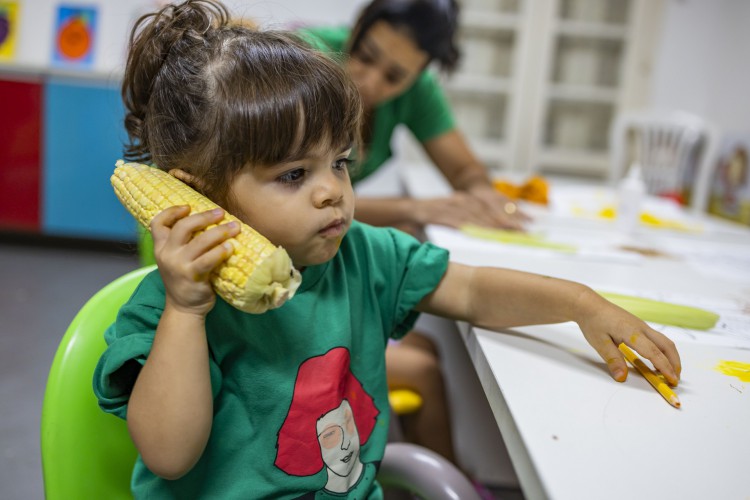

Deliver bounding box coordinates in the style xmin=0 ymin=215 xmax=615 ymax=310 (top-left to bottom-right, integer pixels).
xmin=41 ymin=266 xmax=155 ymax=500
xmin=609 ymin=110 xmax=720 ymax=214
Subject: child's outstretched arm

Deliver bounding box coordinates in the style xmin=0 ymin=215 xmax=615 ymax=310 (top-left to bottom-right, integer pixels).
xmin=416 ymin=263 xmax=681 ymax=386
xmin=127 ymin=206 xmax=240 ymax=479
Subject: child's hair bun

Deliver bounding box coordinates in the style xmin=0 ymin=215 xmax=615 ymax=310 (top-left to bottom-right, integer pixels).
xmin=156 ymin=0 xmax=229 ymax=43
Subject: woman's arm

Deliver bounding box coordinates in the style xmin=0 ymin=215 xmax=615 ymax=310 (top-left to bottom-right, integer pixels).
xmin=353 ymin=129 xmax=522 ymax=230
xmin=354 ymin=192 xmax=500 ymax=232
xmin=422 ymin=130 xmax=528 ymax=230
xmin=422 ymin=129 xmax=492 ymax=191
xmin=416 ymin=262 xmax=681 ymax=385
xmin=127 ymin=206 xmax=238 ymax=479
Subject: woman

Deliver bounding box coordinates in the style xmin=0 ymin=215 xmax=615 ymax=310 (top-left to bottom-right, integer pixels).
xmin=299 ymin=0 xmax=528 ymax=471
xmin=299 ymin=0 xmax=528 ymax=234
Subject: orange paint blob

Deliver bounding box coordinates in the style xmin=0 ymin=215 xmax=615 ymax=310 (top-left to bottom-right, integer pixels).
xmin=58 ymin=17 xmax=90 ymax=59
xmin=715 ymin=360 xmax=750 ymax=382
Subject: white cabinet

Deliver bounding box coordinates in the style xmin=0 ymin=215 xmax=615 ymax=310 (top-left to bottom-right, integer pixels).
xmin=428 ymin=0 xmax=665 ymax=179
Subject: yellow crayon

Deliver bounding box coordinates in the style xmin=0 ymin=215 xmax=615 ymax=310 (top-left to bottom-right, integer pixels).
xmin=619 ymin=343 xmax=681 ymax=409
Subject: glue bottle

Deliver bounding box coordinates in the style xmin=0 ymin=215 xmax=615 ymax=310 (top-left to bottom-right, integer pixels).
xmin=616 ymin=162 xmax=645 ymax=234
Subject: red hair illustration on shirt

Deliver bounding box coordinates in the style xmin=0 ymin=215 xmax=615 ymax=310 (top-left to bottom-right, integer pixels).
xmin=275 ymin=347 xmax=379 ymax=493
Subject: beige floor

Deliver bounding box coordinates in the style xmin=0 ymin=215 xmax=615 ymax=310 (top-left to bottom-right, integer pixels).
xmin=0 ymin=239 xmax=139 ymax=500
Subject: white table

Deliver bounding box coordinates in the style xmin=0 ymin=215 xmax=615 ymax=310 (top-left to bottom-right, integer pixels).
xmin=399 ymin=162 xmax=750 ymax=500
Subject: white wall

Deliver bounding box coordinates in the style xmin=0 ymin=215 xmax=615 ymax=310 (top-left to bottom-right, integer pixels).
xmin=228 ymin=0 xmax=366 ymax=28
xmin=649 ymin=0 xmax=750 ymax=136
xmin=11 ymin=0 xmax=157 ymax=74
xmin=8 ymin=0 xmax=749 ymax=139
xmin=4 ymin=0 xmax=366 ymax=75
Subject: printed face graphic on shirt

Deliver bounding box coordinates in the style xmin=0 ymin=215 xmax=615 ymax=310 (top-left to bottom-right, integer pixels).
xmin=317 ymin=400 xmax=362 ymax=480
xmin=275 ymin=347 xmax=379 ymax=495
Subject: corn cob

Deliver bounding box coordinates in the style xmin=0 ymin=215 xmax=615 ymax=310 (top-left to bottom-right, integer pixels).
xmin=111 ymin=160 xmax=301 ymax=314
xmin=598 ymin=291 xmax=719 ymax=330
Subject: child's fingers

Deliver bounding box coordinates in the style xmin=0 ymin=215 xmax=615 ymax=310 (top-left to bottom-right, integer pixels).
xmin=626 ymin=331 xmax=680 ymax=386
xmin=190 ymin=239 xmax=235 ymax=282
xmin=595 ymin=340 xmax=629 ymax=382
xmin=167 ymin=208 xmax=226 ymax=246
xmin=184 ymin=221 xmax=240 ymax=262
xmin=645 ymin=327 xmax=682 ymax=379
xmin=150 ymin=205 xmax=191 ymax=241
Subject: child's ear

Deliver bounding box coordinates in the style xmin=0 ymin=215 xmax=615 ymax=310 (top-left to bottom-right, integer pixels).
xmin=169 ymin=169 xmax=204 ymax=191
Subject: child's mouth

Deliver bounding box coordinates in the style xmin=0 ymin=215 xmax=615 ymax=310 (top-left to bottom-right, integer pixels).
xmin=319 ymin=219 xmax=346 ymax=237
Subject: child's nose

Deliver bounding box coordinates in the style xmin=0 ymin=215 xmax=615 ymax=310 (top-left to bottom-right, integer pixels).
xmin=312 ymin=174 xmax=344 ymax=208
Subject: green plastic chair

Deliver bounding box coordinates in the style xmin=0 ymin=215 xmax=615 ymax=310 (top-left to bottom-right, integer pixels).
xmin=40 ymin=265 xmax=479 ymax=500
xmin=40 ymin=265 xmax=155 ymax=500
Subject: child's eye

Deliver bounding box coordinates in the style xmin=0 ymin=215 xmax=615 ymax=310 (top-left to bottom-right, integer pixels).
xmin=278 ymin=168 xmax=306 ymax=185
xmin=334 ymin=158 xmax=353 ymax=171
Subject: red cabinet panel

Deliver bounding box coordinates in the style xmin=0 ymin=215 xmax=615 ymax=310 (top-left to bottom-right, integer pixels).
xmin=0 ymin=78 xmax=42 ymax=231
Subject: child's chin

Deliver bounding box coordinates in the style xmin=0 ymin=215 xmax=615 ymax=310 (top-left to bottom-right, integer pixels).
xmin=295 ymin=247 xmax=342 ymax=269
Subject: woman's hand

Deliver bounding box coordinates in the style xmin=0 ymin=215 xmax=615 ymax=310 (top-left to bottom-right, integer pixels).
xmin=151 ymin=205 xmax=240 ymax=316
xmin=573 ymin=288 xmax=682 ymax=386
xmin=467 ymin=184 xmax=530 ymax=231
xmin=413 ymin=192 xmax=507 ymax=229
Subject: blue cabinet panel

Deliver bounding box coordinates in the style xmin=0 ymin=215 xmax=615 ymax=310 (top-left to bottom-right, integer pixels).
xmin=43 ymin=77 xmax=137 ymax=241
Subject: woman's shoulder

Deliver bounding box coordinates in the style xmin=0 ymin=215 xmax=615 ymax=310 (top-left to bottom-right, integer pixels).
xmin=296 ymin=25 xmax=350 ymax=53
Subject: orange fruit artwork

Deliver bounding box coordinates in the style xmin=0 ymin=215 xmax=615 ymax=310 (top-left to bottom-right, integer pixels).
xmin=58 ymin=16 xmax=90 ymax=60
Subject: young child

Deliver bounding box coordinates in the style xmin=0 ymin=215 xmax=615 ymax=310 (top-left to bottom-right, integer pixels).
xmin=93 ymin=1 xmax=681 ymax=498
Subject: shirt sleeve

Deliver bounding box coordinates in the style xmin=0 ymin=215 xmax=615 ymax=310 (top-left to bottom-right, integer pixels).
xmin=401 ymin=71 xmax=456 ymax=143
xmin=391 ymin=236 xmax=451 ymax=339
xmin=92 ymin=272 xmax=223 ymax=419
xmin=354 ymin=223 xmax=450 ymax=339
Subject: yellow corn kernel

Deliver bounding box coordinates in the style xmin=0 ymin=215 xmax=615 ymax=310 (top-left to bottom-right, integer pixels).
xmin=111 ymin=160 xmax=301 ymax=313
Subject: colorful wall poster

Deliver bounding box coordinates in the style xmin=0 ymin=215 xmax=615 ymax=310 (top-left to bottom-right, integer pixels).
xmin=709 ymin=134 xmax=750 ymax=226
xmin=0 ymin=1 xmax=19 ymax=61
xmin=52 ymin=4 xmax=97 ymax=68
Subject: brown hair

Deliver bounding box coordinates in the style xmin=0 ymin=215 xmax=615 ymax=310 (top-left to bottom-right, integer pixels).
xmin=349 ymin=0 xmax=461 ymax=73
xmin=122 ymin=0 xmax=363 ymax=208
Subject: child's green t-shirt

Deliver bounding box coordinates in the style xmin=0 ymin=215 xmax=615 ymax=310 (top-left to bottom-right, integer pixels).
xmin=298 ymin=26 xmax=457 ymax=184
xmin=94 ymin=221 xmax=449 ymax=499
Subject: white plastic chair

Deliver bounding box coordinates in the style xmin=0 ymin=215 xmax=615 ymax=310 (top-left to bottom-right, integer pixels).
xmin=608 ymin=110 xmax=720 ymax=214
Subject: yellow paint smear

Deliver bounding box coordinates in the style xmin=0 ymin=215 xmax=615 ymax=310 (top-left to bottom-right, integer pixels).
xmin=715 ymin=360 xmax=750 ymax=382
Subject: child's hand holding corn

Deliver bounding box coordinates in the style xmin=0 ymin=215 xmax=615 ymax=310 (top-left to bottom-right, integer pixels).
xmin=151 ymin=206 xmax=239 ymax=317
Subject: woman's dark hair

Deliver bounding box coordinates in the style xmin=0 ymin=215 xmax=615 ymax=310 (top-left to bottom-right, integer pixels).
xmin=349 ymin=0 xmax=461 ymax=73
xmin=122 ymin=0 xmax=363 ymax=209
